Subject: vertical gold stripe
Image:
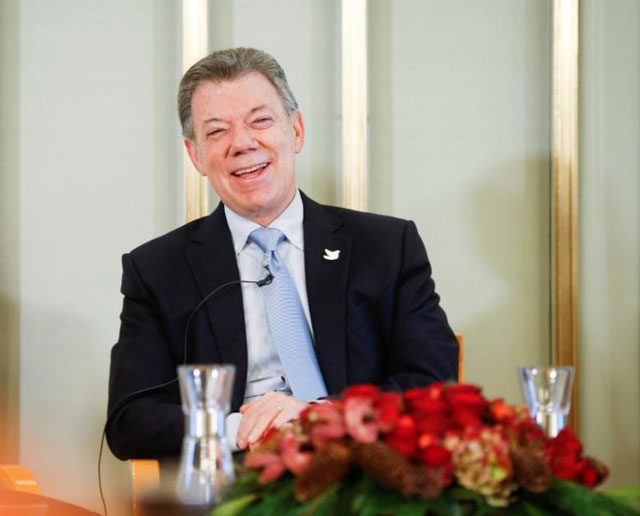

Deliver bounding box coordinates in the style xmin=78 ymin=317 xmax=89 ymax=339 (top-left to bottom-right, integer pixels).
xmin=552 ymin=0 xmax=579 ymax=433
xmin=342 ymin=0 xmax=368 ymax=211
xmin=183 ymin=0 xmax=209 ymax=222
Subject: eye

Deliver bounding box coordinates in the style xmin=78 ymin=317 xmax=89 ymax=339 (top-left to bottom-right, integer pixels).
xmin=253 ymin=117 xmax=273 ymax=128
xmin=206 ymin=128 xmax=225 ymax=139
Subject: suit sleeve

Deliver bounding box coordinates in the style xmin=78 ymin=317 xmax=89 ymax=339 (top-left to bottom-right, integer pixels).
xmin=383 ymin=220 xmax=459 ymax=389
xmin=106 ymin=253 xmax=183 ymax=460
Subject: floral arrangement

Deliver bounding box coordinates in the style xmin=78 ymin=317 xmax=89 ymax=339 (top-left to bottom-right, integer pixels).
xmin=214 ymin=383 xmax=639 ymax=515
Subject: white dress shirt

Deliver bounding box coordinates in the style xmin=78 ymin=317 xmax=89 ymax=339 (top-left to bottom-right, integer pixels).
xmin=223 ymin=190 xmax=313 ymax=447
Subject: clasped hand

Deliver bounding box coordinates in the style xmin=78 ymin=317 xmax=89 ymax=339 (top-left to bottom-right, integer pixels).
xmin=236 ymin=391 xmax=307 ymax=450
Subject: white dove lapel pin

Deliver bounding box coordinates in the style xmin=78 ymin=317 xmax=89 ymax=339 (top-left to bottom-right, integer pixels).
xmin=323 ymin=249 xmax=341 ymax=261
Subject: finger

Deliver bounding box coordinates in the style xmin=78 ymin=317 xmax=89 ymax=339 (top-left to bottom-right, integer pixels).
xmin=240 ymin=391 xmax=276 ymax=415
xmin=247 ymin=406 xmax=282 ymax=446
xmin=269 ymin=411 xmax=293 ymax=429
xmin=239 ymin=399 xmax=258 ymax=414
xmin=236 ymin=410 xmax=261 ymax=448
xmin=236 ymin=419 xmax=250 ymax=450
xmin=237 ymin=394 xmax=278 ymax=446
xmin=237 ymin=418 xmax=259 ymax=450
xmin=237 ymin=401 xmax=280 ymax=447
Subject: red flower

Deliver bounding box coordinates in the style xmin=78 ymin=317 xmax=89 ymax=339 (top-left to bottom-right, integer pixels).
xmin=343 ymin=384 xmax=380 ymax=400
xmin=510 ymin=417 xmax=546 ymax=445
xmin=551 ymin=453 xmax=581 ymax=481
xmin=414 ymin=412 xmax=454 ymax=438
xmin=385 ymin=414 xmax=416 ymax=458
xmin=443 ymin=384 xmax=488 ymax=417
xmin=409 ymin=396 xmax=448 ymax=416
xmin=451 ymin=409 xmax=484 ymax=429
xmin=489 ymin=399 xmax=514 ymax=423
xmin=552 ymin=428 xmax=583 ymax=456
xmin=404 ymin=384 xmax=446 ymax=415
xmin=545 ymin=427 xmax=585 ymax=482
xmin=374 ymin=392 xmax=402 ymax=432
xmin=578 ymin=460 xmax=599 ymax=488
xmin=417 ymin=432 xmax=438 ymax=449
xmin=421 ymin=444 xmax=451 ymax=468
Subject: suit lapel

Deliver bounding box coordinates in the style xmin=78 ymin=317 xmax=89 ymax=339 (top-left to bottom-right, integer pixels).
xmin=302 ymin=193 xmax=351 ymax=395
xmin=185 ymin=204 xmax=248 ymax=409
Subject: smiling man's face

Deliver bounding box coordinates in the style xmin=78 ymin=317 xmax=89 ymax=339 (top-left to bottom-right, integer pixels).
xmin=184 ymin=71 xmax=304 ymax=226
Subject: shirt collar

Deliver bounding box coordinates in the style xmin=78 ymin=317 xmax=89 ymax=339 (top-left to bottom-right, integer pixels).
xmin=224 ymin=189 xmax=304 ymax=255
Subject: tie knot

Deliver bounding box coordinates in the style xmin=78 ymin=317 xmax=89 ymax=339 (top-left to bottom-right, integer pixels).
xmin=249 ymin=227 xmax=285 ymax=253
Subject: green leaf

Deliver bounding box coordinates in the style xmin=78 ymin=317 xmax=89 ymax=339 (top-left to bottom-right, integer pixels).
xmin=604 ymin=486 xmax=640 ymax=513
xmin=522 ymin=480 xmax=640 ymax=516
xmin=509 ymin=499 xmax=554 ymax=516
xmin=446 ymin=487 xmax=485 ymax=503
xmin=212 ymin=494 xmax=259 ymax=516
xmin=250 ymin=482 xmax=298 ymax=516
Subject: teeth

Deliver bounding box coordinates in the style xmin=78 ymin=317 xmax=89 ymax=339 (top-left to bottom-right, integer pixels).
xmin=234 ymin=163 xmax=268 ymax=176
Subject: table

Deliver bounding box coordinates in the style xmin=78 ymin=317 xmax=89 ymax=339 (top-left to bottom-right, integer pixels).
xmin=0 ymin=487 xmax=99 ymax=515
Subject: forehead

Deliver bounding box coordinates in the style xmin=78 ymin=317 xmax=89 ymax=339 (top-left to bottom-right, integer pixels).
xmin=191 ymin=71 xmax=285 ymax=121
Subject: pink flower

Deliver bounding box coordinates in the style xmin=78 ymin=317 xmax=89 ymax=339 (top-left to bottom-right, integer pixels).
xmin=244 ymin=452 xmax=287 ymax=483
xmin=280 ymin=431 xmax=313 ymax=476
xmin=344 ymin=396 xmax=379 ymax=443
xmin=305 ymin=402 xmax=347 ymax=448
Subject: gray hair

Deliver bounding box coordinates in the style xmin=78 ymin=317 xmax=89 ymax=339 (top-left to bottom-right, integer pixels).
xmin=178 ymin=47 xmax=299 ymax=140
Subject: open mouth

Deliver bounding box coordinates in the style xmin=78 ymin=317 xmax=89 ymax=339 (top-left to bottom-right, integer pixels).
xmin=232 ymin=162 xmax=270 ymax=179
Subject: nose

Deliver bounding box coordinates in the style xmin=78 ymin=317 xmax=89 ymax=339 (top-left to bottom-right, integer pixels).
xmin=229 ymin=124 xmax=258 ymax=156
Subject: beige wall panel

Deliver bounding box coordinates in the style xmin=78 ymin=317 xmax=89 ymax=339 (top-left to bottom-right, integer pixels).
xmin=580 ymin=0 xmax=640 ymax=487
xmin=370 ymin=0 xmax=553 ymax=402
xmin=14 ymin=0 xmax=180 ymax=512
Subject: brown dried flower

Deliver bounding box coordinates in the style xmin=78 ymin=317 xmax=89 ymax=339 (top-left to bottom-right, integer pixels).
xmin=511 ymin=445 xmax=552 ymax=493
xmin=353 ymin=441 xmax=417 ymax=495
xmin=413 ymin=467 xmax=449 ymax=499
xmin=293 ymin=441 xmax=353 ymax=501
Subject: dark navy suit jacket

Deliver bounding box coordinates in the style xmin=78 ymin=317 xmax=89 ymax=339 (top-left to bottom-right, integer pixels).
xmin=107 ymin=192 xmax=458 ymax=460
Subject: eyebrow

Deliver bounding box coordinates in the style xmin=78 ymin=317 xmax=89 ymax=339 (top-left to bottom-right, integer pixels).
xmin=203 ymin=105 xmax=270 ymax=124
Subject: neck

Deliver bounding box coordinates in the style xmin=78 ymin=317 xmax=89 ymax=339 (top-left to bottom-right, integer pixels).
xmin=251 ymin=190 xmax=297 ymax=227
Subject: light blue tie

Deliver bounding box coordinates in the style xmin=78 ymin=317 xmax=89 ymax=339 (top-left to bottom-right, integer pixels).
xmin=249 ymin=227 xmax=328 ymax=402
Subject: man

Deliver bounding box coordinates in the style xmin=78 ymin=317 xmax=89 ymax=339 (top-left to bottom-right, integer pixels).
xmin=107 ymin=48 xmax=458 ymax=459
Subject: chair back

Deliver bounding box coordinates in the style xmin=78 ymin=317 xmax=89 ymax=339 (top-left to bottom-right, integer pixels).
xmin=130 ymin=459 xmax=160 ymax=515
xmin=456 ymin=334 xmax=464 ymax=383
xmin=0 ymin=465 xmax=41 ymax=494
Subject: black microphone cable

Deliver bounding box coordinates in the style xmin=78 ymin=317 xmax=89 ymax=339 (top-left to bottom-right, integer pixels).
xmin=98 ymin=268 xmax=273 ymax=516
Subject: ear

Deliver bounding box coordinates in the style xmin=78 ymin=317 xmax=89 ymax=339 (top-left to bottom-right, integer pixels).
xmin=184 ymin=139 xmax=206 ymax=177
xmin=291 ymin=111 xmax=305 ymax=154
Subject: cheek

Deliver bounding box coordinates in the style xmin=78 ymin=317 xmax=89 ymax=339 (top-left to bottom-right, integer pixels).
xmin=203 ymin=154 xmax=226 ymax=178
